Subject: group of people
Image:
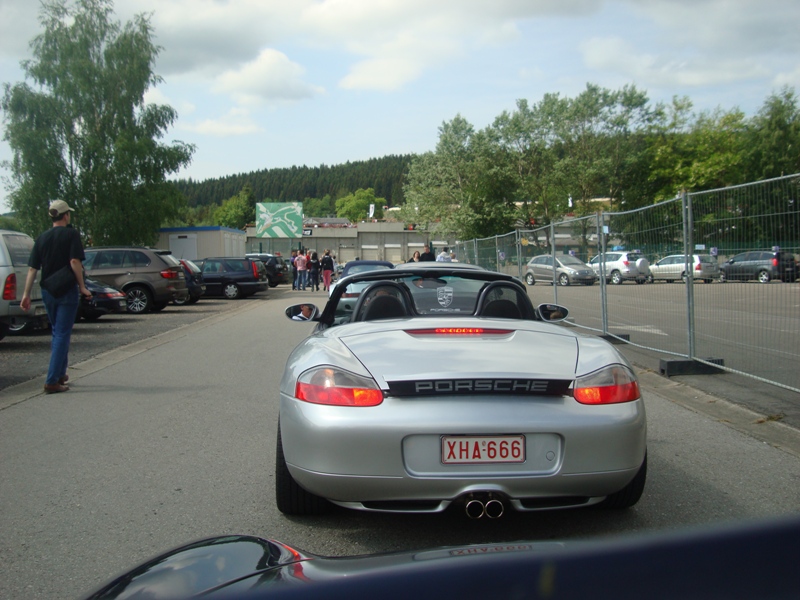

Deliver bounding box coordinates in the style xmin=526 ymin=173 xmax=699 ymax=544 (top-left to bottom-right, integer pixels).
xmin=408 ymin=245 xmax=457 ymax=263
xmin=291 ymin=248 xmax=336 ymax=292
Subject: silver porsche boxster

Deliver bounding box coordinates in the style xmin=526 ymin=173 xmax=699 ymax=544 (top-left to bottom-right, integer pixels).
xmin=278 ymin=263 xmax=647 ymax=517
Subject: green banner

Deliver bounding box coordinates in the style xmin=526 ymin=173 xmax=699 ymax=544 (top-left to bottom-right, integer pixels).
xmin=255 ymin=202 xmax=303 ymax=238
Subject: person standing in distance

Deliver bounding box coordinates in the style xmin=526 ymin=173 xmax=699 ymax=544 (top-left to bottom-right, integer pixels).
xmin=20 ymin=200 xmax=92 ymax=394
xmin=419 ymin=245 xmax=435 ymax=261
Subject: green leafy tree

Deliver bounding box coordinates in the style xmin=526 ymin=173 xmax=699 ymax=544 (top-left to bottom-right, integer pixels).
xmin=745 ymin=86 xmax=800 ymax=179
xmin=213 ymin=186 xmax=254 ymax=229
xmin=1 ymin=0 xmax=194 ymax=243
xmin=335 ymin=188 xmax=385 ymax=222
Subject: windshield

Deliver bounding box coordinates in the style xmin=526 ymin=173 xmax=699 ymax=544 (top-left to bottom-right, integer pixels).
xmin=559 ymin=255 xmax=587 ymax=267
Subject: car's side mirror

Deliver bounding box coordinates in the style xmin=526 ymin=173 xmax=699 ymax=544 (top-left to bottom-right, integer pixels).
xmin=286 ymin=303 xmax=319 ymax=321
xmin=537 ymin=303 xmax=568 ymax=322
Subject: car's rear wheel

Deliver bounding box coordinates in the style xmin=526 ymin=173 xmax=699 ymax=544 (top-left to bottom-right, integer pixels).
xmin=558 ymin=273 xmax=570 ymax=286
xmin=223 ymin=283 xmax=241 ymax=299
xmin=126 ymin=285 xmax=152 ymax=314
xmin=275 ymin=424 xmax=330 ymax=515
xmin=610 ymin=271 xmax=623 ymax=285
xmin=757 ymin=270 xmax=771 ymax=284
xmin=599 ymin=453 xmax=647 ymax=509
xmin=7 ymin=321 xmax=36 ymax=335
xmin=172 ymin=294 xmax=191 ymax=306
xmin=525 ymin=273 xmax=535 ymax=286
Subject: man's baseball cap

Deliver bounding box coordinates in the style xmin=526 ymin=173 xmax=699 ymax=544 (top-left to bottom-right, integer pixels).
xmin=48 ymin=200 xmax=75 ymax=217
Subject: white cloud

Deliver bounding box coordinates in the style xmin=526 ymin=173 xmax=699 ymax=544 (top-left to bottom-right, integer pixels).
xmin=213 ymin=49 xmax=324 ymax=105
xmin=581 ymin=36 xmax=769 ymax=87
xmin=180 ymin=108 xmax=263 ymax=136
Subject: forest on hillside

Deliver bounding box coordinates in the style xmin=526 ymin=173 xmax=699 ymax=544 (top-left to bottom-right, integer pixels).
xmin=173 ymin=155 xmax=412 ymax=209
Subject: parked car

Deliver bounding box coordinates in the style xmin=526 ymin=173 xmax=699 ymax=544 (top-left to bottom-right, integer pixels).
xmin=77 ymin=277 xmax=127 ymax=321
xmin=525 ymin=254 xmax=597 ymax=286
xmin=194 ymin=257 xmax=268 ymax=299
xmin=173 ymin=258 xmax=205 ymax=305
xmin=329 ymin=259 xmax=394 ymax=297
xmin=245 ymin=253 xmax=289 ymax=287
xmin=278 ymin=262 xmax=646 ymax=516
xmin=646 ymin=254 xmax=719 ymax=283
xmin=589 ymin=251 xmax=650 ymax=284
xmin=719 ymin=250 xmax=798 ymax=283
xmin=1 ymin=229 xmax=48 ymax=340
xmin=83 ymin=247 xmax=188 ymax=314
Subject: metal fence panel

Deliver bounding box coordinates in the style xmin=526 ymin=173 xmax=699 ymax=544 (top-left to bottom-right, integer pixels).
xmin=455 ymin=174 xmax=800 ymax=393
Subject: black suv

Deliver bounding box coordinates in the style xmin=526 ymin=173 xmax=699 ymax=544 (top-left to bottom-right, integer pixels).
xmin=194 ymin=257 xmax=268 ymax=299
xmin=720 ymin=250 xmax=798 ymax=283
xmin=246 ymin=253 xmax=289 ymax=287
xmin=83 ymin=247 xmax=189 ymax=313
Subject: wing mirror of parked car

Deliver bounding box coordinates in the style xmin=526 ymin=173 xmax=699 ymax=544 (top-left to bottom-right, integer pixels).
xmin=286 ymin=303 xmax=319 ymax=321
xmin=537 ymin=303 xmax=569 ymax=322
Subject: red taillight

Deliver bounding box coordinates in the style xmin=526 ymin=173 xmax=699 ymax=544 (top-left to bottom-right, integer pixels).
xmin=3 ymin=274 xmax=16 ymax=301
xmin=622 ymin=260 xmax=629 ymax=266
xmin=160 ymin=269 xmax=179 ymax=279
xmin=573 ymin=365 xmax=641 ymax=405
xmin=406 ymin=328 xmax=513 ymax=336
xmin=252 ymin=261 xmax=259 ymax=278
xmin=295 ymin=367 xmax=383 ymax=407
xmin=772 ymin=258 xmax=779 ymax=267
xmin=695 ymin=263 xmax=702 ymax=271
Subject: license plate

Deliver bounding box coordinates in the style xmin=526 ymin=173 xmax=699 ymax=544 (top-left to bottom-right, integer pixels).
xmin=34 ymin=306 xmax=47 ymax=316
xmin=441 ymin=435 xmax=525 ymax=464
xmin=118 ymin=300 xmax=127 ymax=308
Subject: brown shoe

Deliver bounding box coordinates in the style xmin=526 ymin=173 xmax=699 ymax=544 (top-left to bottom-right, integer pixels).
xmin=59 ymin=375 xmax=69 ymax=385
xmin=44 ymin=383 xmax=69 ymax=394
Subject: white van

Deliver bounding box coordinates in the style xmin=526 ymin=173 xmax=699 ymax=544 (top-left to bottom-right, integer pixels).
xmin=0 ymin=229 xmax=48 ymax=340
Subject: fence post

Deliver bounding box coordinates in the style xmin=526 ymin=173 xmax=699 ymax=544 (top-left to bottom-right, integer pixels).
xmin=682 ymin=190 xmax=696 ymax=359
xmin=550 ymin=222 xmax=558 ymax=304
xmin=598 ymin=212 xmax=609 ymax=335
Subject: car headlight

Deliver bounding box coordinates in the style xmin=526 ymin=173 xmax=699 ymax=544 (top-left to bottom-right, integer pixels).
xmin=295 ymin=367 xmax=384 ymax=407
xmin=572 ymin=365 xmax=640 ymax=405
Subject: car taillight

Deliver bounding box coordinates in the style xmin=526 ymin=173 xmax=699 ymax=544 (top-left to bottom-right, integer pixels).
xmin=695 ymin=262 xmax=702 ymax=271
xmin=573 ymin=365 xmax=640 ymax=405
xmin=2 ymin=274 xmax=16 ymax=300
xmin=772 ymin=257 xmax=779 ymax=267
xmin=252 ymin=261 xmax=259 ymax=278
xmin=160 ymin=269 xmax=179 ymax=279
xmin=295 ymin=367 xmax=383 ymax=406
xmin=622 ymin=260 xmax=629 ymax=266
xmin=96 ymin=291 xmax=125 ymax=299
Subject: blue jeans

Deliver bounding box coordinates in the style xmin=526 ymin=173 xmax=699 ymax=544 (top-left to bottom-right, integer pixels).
xmin=297 ymin=270 xmax=308 ymax=290
xmin=42 ymin=286 xmax=79 ymax=385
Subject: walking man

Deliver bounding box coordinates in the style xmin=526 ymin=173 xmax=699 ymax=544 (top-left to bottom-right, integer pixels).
xmin=20 ymin=200 xmax=92 ymax=394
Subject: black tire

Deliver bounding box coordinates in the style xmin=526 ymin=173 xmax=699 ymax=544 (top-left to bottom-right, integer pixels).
xmin=610 ymin=271 xmax=623 ymax=285
xmin=222 ymin=282 xmax=241 ymax=299
xmin=599 ymin=453 xmax=647 ymax=509
xmin=151 ymin=301 xmax=168 ymax=312
xmin=187 ymin=295 xmax=200 ymax=305
xmin=7 ymin=321 xmax=36 ymax=335
xmin=269 ymin=277 xmax=278 ymax=288
xmin=275 ymin=424 xmax=330 ymax=515
xmin=558 ymin=273 xmax=570 ymax=286
xmin=704 ymin=279 xmax=712 ymax=284
xmin=81 ymin=312 xmax=102 ymax=322
xmin=0 ymin=322 xmax=9 ymax=341
xmin=757 ymin=270 xmax=771 ymax=284
xmin=126 ymin=285 xmax=152 ymax=314
xmin=172 ymin=294 xmax=191 ymax=306
xmin=525 ymin=273 xmax=535 ymax=286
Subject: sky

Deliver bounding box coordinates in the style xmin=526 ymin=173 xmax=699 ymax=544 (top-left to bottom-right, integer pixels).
xmin=1 ymin=0 xmax=799 ymax=213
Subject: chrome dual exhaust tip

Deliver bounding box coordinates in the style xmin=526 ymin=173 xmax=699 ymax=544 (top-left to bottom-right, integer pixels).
xmin=465 ymin=496 xmax=505 ymax=519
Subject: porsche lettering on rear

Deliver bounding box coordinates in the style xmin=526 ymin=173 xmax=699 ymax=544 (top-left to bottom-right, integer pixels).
xmin=387 ymin=378 xmax=572 ymax=397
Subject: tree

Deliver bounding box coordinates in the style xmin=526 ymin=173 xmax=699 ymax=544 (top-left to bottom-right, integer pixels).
xmin=1 ymin=0 xmax=194 ymax=244
xmin=746 ymin=86 xmax=800 ymax=179
xmin=335 ymin=188 xmax=385 ymax=222
xmin=213 ymin=185 xmax=254 ymax=229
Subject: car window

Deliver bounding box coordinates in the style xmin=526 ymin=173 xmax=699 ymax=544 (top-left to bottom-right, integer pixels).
xmin=160 ymin=254 xmax=181 ymax=267
xmin=82 ymin=252 xmax=97 ymax=269
xmin=225 ymin=259 xmax=250 ymax=272
xmin=95 ymin=250 xmax=125 ymax=269
xmin=2 ymin=233 xmax=34 ymax=266
xmin=559 ymin=255 xmax=585 ymax=267
xmin=204 ymin=259 xmax=223 ymax=273
xmin=345 ymin=264 xmax=392 ymax=275
xmin=129 ymin=251 xmax=150 ymax=268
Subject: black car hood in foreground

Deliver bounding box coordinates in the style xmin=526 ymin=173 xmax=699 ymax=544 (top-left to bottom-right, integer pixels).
xmin=84 ymin=515 xmax=800 ymax=599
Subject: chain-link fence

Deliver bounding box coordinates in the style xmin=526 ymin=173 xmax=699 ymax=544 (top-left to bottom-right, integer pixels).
xmin=453 ymin=174 xmax=800 ymax=393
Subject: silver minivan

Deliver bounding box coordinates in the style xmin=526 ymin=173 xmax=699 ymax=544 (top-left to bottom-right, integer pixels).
xmin=0 ymin=229 xmax=48 ymax=340
xmin=647 ymin=254 xmax=719 ymax=283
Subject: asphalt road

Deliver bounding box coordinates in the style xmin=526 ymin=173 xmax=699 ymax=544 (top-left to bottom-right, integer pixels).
xmin=1 ymin=286 xmax=799 ymax=598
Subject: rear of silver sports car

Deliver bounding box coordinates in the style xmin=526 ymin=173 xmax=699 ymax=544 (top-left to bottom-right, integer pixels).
xmin=279 ymin=318 xmax=647 ymax=514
